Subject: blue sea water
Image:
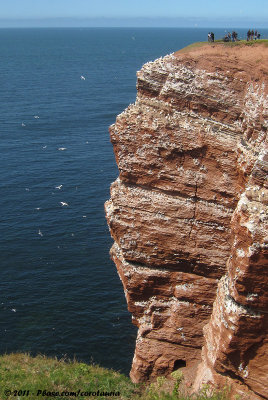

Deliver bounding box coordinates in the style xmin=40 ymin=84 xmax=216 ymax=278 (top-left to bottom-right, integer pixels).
xmin=1 ymin=27 xmax=268 ymax=374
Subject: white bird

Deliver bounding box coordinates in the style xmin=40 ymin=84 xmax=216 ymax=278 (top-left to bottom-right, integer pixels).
xmin=58 ymin=147 xmax=66 ymax=151
xmin=35 ymin=207 xmax=41 ymax=210
xmin=43 ymin=145 xmax=47 ymax=149
xmin=60 ymin=202 xmax=68 ymax=207
xmin=55 ymin=185 xmax=63 ymax=190
xmin=11 ymin=308 xmax=16 ymax=312
xmin=38 ymin=229 xmax=43 ymax=237
xmin=34 ymin=115 xmax=39 ymax=119
xmin=80 ymin=75 xmax=86 ymax=80
xmin=21 ymin=122 xmax=26 ymax=127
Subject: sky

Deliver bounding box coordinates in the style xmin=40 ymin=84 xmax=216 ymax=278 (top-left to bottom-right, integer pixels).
xmin=0 ymin=0 xmax=267 ymax=28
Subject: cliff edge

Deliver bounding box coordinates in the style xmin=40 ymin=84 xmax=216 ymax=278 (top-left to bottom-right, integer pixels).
xmin=105 ymin=43 xmax=268 ymax=399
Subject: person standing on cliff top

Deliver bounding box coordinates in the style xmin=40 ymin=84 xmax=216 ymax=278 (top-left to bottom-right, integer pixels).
xmin=211 ymin=32 xmax=214 ymax=42
xmin=247 ymin=29 xmax=251 ymax=41
xmin=232 ymin=31 xmax=238 ymax=42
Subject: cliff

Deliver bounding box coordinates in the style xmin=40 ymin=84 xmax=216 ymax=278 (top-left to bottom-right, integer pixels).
xmin=105 ymin=43 xmax=268 ymax=399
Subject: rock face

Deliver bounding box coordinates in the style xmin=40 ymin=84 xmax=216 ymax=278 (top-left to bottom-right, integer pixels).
xmin=105 ymin=44 xmax=268 ymax=398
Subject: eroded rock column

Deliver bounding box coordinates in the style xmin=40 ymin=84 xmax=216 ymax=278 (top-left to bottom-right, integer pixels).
xmin=194 ymin=75 xmax=268 ymax=400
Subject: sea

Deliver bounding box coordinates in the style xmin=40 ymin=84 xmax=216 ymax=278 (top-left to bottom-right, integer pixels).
xmin=1 ymin=27 xmax=268 ymax=374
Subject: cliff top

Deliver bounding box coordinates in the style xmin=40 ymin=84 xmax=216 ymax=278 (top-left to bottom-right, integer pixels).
xmin=175 ymin=41 xmax=268 ymax=85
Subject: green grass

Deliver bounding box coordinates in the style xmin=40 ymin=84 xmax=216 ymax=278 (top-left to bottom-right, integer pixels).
xmin=0 ymin=353 xmax=231 ymax=400
xmin=138 ymin=372 xmax=231 ymax=400
xmin=175 ymin=42 xmax=207 ymax=53
xmin=0 ymin=354 xmax=137 ymax=400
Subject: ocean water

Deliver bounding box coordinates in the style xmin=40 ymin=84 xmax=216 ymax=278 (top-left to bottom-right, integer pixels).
xmin=1 ymin=27 xmax=268 ymax=374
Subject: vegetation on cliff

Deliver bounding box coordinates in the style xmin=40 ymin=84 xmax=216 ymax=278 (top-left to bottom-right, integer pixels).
xmin=0 ymin=353 xmax=229 ymax=400
xmin=176 ymin=38 xmax=268 ymax=54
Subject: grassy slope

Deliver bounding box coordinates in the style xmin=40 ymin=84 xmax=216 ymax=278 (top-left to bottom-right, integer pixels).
xmin=0 ymin=353 xmax=230 ymax=400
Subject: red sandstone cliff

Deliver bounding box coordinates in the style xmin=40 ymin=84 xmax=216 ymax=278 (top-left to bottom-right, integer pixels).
xmin=105 ymin=43 xmax=268 ymax=399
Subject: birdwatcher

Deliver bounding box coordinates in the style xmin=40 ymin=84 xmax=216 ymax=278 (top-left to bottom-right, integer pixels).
xmin=232 ymin=31 xmax=238 ymax=42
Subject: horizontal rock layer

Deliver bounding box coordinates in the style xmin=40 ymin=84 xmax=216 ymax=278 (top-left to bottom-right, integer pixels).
xmin=105 ymin=44 xmax=268 ymax=398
